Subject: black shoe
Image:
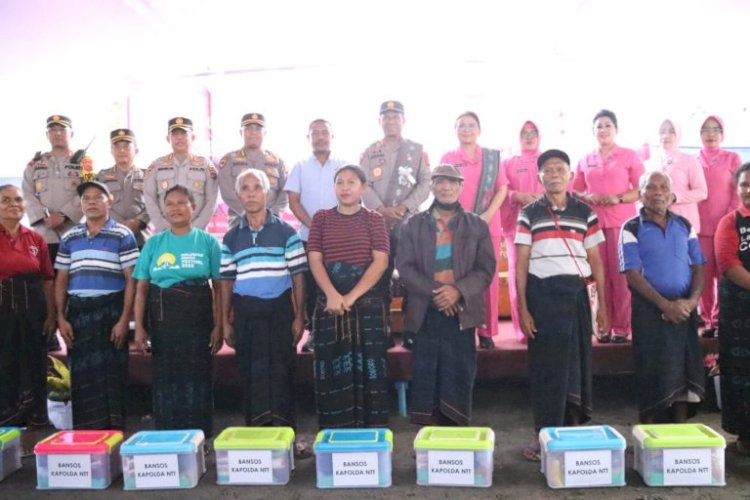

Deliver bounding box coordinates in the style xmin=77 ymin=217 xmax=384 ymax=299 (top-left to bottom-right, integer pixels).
xmin=402 ymin=332 xmax=415 ymax=351
xmin=701 ymin=328 xmax=717 ymax=338
xmin=479 ymin=336 xmax=495 ymax=349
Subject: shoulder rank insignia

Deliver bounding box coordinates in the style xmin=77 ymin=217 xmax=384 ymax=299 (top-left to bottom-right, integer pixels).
xmin=264 ymin=151 xmax=278 ymax=165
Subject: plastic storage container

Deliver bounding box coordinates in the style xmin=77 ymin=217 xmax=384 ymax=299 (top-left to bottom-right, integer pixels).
xmin=214 ymin=427 xmax=295 ymax=485
xmin=0 ymin=427 xmax=21 ymax=481
xmin=413 ymin=426 xmax=494 ymax=487
xmin=633 ymin=423 xmax=725 ymax=487
xmin=313 ymin=428 xmax=392 ymax=488
xmin=34 ymin=430 xmax=123 ymax=489
xmin=121 ymin=430 xmax=206 ymax=490
xmin=539 ymin=425 xmax=626 ymax=488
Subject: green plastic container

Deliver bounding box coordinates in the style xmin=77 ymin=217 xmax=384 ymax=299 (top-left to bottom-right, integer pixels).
xmin=0 ymin=427 xmax=21 ymax=481
xmin=314 ymin=428 xmax=393 ymax=488
xmin=213 ymin=427 xmax=295 ymax=485
xmin=633 ymin=424 xmax=725 ymax=487
xmin=413 ymin=427 xmax=494 ymax=487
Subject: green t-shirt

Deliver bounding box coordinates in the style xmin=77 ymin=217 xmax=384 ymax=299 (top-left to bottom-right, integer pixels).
xmin=133 ymin=228 xmax=221 ymax=288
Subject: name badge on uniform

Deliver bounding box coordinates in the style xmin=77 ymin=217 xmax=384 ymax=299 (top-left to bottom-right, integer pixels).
xmin=372 ymin=167 xmax=383 ymax=178
xmin=35 ymin=181 xmax=44 ymax=192
xmin=194 ymin=180 xmax=202 ymax=189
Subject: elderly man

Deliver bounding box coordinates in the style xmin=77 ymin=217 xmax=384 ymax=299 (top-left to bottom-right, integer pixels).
xmin=397 ymin=164 xmax=495 ymax=426
xmin=219 ymin=113 xmax=288 ymax=227
xmin=515 ymin=149 xmax=609 ymax=461
xmin=219 ymin=169 xmax=306 ymax=430
xmin=619 ymin=170 xmax=706 ymax=423
xmin=143 ymin=117 xmax=218 ymax=232
xmin=95 ymin=128 xmax=150 ymax=247
xmin=55 ymin=180 xmax=139 ymax=430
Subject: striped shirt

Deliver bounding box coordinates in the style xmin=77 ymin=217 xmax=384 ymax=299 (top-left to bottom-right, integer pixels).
xmin=55 ymin=218 xmax=139 ymax=297
xmin=307 ymin=207 xmax=389 ymax=267
xmin=220 ymin=210 xmax=307 ymax=299
xmin=515 ymin=194 xmax=604 ymax=279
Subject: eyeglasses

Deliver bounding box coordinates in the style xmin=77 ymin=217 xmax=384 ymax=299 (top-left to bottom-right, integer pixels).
xmin=700 ymin=127 xmax=722 ymax=135
xmin=521 ymin=130 xmax=539 ymax=138
xmin=456 ymin=123 xmax=478 ymax=130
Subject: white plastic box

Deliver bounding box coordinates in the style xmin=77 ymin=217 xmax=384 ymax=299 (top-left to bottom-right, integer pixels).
xmin=0 ymin=427 xmax=21 ymax=481
xmin=121 ymin=430 xmax=205 ymax=490
xmin=34 ymin=430 xmax=123 ymax=489
xmin=633 ymin=424 xmax=725 ymax=487
xmin=214 ymin=427 xmax=295 ymax=485
xmin=414 ymin=427 xmax=494 ymax=487
xmin=539 ymin=425 xmax=626 ymax=488
xmin=314 ymin=428 xmax=392 ymax=488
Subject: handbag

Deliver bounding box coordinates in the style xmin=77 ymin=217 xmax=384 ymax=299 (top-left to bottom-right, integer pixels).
xmin=546 ymin=207 xmax=600 ymax=337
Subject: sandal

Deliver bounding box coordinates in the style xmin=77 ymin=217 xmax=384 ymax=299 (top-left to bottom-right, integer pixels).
xmin=597 ymin=332 xmax=611 ymax=344
xmin=294 ymin=439 xmax=314 ymax=460
xmin=611 ymin=334 xmax=630 ymax=344
xmin=522 ymin=440 xmax=541 ymax=462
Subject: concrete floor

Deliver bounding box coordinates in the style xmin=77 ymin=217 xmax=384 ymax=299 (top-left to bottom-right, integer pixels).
xmin=5 ymin=376 xmax=750 ymax=499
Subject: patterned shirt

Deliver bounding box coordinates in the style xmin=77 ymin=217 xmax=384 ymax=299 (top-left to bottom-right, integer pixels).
xmin=432 ymin=212 xmax=455 ymax=284
xmin=220 ymin=210 xmax=307 ymax=299
xmin=307 ymin=207 xmax=389 ymax=266
xmin=55 ymin=218 xmax=139 ymax=297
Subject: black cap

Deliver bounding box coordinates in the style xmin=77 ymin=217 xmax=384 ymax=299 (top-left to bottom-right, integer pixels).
xmin=537 ymin=149 xmax=571 ymax=169
xmin=241 ymin=113 xmax=265 ymax=127
xmin=110 ymin=128 xmax=136 ymax=144
xmin=47 ymin=115 xmax=72 ymax=128
xmin=379 ymin=100 xmax=404 ymax=114
xmin=431 ymin=164 xmax=464 ymax=181
xmin=168 ymin=117 xmax=193 ymax=132
xmin=76 ymin=180 xmax=111 ymax=197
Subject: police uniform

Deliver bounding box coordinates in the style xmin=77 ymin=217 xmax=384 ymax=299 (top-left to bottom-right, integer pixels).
xmin=360 ymin=101 xmax=431 ymax=223
xmin=143 ymin=117 xmax=219 ymax=233
xmin=218 ymin=113 xmax=288 ymax=227
xmin=94 ymin=129 xmax=150 ymax=246
xmin=21 ymin=115 xmax=90 ymax=247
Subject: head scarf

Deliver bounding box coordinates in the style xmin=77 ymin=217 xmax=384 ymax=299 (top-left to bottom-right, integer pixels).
xmin=700 ymin=114 xmax=725 ymax=157
xmin=520 ymin=120 xmax=540 ymax=158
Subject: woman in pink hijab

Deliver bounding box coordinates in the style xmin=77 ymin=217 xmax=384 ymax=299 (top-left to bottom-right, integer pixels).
xmin=652 ymin=118 xmax=707 ymax=231
xmin=441 ymin=111 xmax=508 ymax=349
xmin=500 ymin=121 xmax=545 ymax=342
xmin=573 ymin=109 xmax=645 ymax=343
xmin=697 ymin=115 xmax=741 ymax=336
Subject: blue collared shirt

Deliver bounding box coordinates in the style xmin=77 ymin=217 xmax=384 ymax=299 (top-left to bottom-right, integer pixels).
xmin=619 ymin=210 xmax=706 ymax=298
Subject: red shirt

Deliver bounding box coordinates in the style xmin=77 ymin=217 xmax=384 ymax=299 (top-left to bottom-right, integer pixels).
xmin=714 ymin=205 xmax=750 ymax=276
xmin=307 ymin=207 xmax=389 ymax=267
xmin=0 ymin=224 xmax=54 ymax=280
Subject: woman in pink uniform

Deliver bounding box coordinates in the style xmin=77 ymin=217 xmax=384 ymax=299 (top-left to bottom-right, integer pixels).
xmin=500 ymin=120 xmax=544 ymax=342
xmin=651 ymin=118 xmax=707 ymax=230
xmin=697 ymin=115 xmax=741 ymax=336
xmin=441 ymin=111 xmax=507 ymax=349
xmin=573 ymin=109 xmax=644 ymax=343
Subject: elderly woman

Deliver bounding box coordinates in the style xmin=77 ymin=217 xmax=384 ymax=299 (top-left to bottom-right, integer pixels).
xmin=441 ymin=112 xmax=507 ymax=349
xmin=134 ymin=185 xmax=222 ymax=437
xmin=0 ymin=185 xmax=56 ymax=426
xmin=650 ymin=118 xmax=707 ymax=231
xmin=697 ymin=115 xmax=742 ymax=336
xmin=573 ymin=109 xmax=645 ymax=343
xmin=308 ymin=165 xmax=390 ymax=428
xmin=500 ymin=120 xmax=545 ymax=342
xmin=715 ymin=162 xmax=750 ymax=455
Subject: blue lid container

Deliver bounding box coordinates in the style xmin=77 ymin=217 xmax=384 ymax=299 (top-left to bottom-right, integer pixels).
xmin=541 ymin=425 xmax=626 ymax=451
xmin=121 ymin=430 xmax=204 ymax=454
xmin=314 ymin=428 xmax=393 ymax=453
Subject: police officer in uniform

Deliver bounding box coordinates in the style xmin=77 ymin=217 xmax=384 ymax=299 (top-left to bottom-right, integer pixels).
xmin=218 ymin=113 xmax=287 ymax=227
xmin=22 ymin=115 xmax=92 ymax=265
xmin=94 ymin=129 xmax=150 ymax=247
xmin=143 ymin=117 xmax=219 ymax=232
